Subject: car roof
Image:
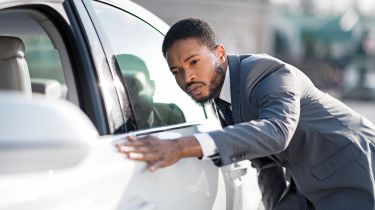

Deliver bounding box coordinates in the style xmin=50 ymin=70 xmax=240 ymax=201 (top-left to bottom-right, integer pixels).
xmin=97 ymin=0 xmax=169 ymax=35
xmin=0 ymin=0 xmax=64 ymax=5
xmin=0 ymin=0 xmax=169 ymax=35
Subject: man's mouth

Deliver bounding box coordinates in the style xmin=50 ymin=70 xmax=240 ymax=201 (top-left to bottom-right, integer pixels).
xmin=187 ymin=83 xmax=203 ymax=96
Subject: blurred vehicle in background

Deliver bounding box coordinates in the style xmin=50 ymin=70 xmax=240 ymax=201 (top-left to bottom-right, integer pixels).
xmin=341 ymin=30 xmax=375 ymax=101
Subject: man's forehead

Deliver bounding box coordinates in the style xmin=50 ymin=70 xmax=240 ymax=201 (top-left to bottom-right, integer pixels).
xmin=166 ymin=39 xmax=209 ymax=62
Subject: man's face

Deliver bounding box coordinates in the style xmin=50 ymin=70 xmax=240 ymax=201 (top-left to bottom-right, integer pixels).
xmin=166 ymin=38 xmax=227 ymax=103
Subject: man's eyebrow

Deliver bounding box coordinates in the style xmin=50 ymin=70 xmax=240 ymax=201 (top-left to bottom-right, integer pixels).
xmin=169 ymin=65 xmax=178 ymax=71
xmin=183 ymin=54 xmax=197 ymax=62
xmin=169 ymin=54 xmax=198 ymax=70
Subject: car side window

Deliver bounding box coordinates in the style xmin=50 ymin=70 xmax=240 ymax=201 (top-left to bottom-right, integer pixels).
xmin=25 ymin=34 xmax=68 ymax=98
xmin=0 ymin=12 xmax=77 ymax=104
xmin=92 ymin=2 xmax=207 ymax=130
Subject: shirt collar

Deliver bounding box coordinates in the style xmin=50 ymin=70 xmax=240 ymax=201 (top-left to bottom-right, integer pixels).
xmin=218 ymin=65 xmax=231 ymax=104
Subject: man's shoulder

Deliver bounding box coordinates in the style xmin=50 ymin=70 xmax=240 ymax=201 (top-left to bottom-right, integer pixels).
xmin=237 ymin=54 xmax=288 ymax=91
xmin=240 ymin=53 xmax=285 ymax=68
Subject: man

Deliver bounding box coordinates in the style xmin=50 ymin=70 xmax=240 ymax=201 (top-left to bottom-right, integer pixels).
xmin=117 ymin=18 xmax=375 ymax=209
xmin=117 ymin=54 xmax=185 ymax=130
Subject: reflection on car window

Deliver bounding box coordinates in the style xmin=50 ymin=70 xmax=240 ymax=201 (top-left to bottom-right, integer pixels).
xmin=92 ymin=2 xmax=206 ymax=131
xmin=117 ymin=54 xmax=185 ymax=129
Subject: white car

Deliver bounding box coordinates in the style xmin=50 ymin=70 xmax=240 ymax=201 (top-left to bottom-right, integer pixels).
xmin=0 ymin=0 xmax=260 ymax=209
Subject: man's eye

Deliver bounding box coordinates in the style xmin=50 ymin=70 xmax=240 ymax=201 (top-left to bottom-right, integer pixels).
xmin=191 ymin=59 xmax=198 ymax=65
xmin=171 ymin=70 xmax=178 ymax=75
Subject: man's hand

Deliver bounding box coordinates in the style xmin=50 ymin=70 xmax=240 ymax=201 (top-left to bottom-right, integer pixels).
xmin=116 ymin=135 xmax=203 ymax=172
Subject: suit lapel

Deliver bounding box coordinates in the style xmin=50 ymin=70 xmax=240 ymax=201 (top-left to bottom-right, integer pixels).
xmin=227 ymin=55 xmax=242 ymax=124
xmin=228 ymin=54 xmax=282 ymax=123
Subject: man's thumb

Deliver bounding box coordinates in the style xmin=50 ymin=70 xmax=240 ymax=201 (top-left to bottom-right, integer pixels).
xmin=148 ymin=161 xmax=161 ymax=172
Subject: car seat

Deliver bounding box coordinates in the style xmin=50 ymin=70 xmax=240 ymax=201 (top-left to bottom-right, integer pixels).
xmin=0 ymin=36 xmax=32 ymax=96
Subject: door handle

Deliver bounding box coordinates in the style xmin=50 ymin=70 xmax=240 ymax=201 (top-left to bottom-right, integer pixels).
xmin=229 ymin=166 xmax=248 ymax=180
xmin=126 ymin=196 xmax=157 ymax=210
xmin=134 ymin=202 xmax=156 ymax=210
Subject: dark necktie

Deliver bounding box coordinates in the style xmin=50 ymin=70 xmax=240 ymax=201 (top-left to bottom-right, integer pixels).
xmin=214 ymin=98 xmax=234 ymax=127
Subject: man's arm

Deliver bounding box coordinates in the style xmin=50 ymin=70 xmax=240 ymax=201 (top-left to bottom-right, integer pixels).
xmin=209 ymin=66 xmax=301 ymax=166
xmin=116 ymin=135 xmax=202 ymax=171
xmin=117 ymin=66 xmax=301 ymax=170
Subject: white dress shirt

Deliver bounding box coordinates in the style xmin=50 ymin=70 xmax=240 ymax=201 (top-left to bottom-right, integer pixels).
xmin=195 ymin=66 xmax=231 ymax=159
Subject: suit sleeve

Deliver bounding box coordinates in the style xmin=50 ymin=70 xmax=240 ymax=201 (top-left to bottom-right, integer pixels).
xmin=208 ymin=67 xmax=300 ymax=166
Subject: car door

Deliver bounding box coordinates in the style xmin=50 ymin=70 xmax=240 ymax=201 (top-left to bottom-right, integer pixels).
xmin=0 ymin=0 xmax=256 ymax=210
xmin=0 ymin=1 xmax=162 ymax=210
xmin=80 ymin=0 xmax=252 ymax=209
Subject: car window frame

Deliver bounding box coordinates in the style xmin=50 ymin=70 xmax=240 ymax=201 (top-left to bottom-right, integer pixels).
xmin=65 ymin=0 xmax=130 ymax=135
xmin=83 ymin=0 xmax=213 ymax=133
xmin=83 ymin=0 xmax=159 ymax=131
xmin=0 ymin=1 xmax=113 ymax=135
xmin=82 ymin=0 xmax=141 ymax=133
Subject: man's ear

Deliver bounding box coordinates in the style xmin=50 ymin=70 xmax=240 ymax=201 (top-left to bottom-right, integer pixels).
xmin=215 ymin=44 xmax=227 ymax=64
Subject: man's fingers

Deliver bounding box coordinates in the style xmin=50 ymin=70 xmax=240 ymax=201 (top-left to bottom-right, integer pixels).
xmin=158 ymin=160 xmax=172 ymax=168
xmin=148 ymin=161 xmax=162 ymax=172
xmin=127 ymin=152 xmax=160 ymax=162
xmin=148 ymin=158 xmax=175 ymax=172
xmin=127 ymin=135 xmax=137 ymax=141
xmin=137 ymin=134 xmax=154 ymax=139
xmin=116 ymin=136 xmax=145 ymax=147
xmin=125 ymin=135 xmax=155 ymax=146
xmin=124 ymin=140 xmax=145 ymax=147
xmin=127 ymin=152 xmax=144 ymax=160
xmin=117 ymin=145 xmax=151 ymax=158
xmin=117 ymin=145 xmax=153 ymax=153
xmin=116 ymin=135 xmax=179 ymax=172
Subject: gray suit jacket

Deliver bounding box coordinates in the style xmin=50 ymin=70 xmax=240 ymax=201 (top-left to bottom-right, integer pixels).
xmin=208 ymin=54 xmax=375 ymax=210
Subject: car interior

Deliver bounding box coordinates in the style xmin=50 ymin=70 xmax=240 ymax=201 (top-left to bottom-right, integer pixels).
xmin=0 ymin=6 xmax=217 ymax=134
xmin=0 ymin=36 xmax=32 ymax=96
xmin=0 ymin=10 xmax=79 ymax=105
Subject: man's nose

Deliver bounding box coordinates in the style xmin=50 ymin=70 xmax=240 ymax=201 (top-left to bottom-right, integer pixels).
xmin=184 ymin=68 xmax=196 ymax=83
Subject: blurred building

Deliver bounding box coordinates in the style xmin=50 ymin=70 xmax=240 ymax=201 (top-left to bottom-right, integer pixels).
xmin=135 ymin=0 xmax=275 ymax=54
xmin=136 ymin=0 xmax=375 ymax=99
xmin=273 ymin=1 xmax=375 ymax=98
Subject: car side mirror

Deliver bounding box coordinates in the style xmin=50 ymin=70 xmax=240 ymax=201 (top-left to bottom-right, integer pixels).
xmin=0 ymin=92 xmax=98 ymax=173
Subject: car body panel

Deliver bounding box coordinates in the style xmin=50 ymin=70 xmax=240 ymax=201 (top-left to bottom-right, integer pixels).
xmin=0 ymin=0 xmax=255 ymax=209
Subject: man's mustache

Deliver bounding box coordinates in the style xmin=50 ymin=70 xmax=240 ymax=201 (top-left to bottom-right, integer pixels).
xmin=185 ymin=81 xmax=205 ymax=91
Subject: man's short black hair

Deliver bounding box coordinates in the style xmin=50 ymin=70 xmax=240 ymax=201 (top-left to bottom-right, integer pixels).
xmin=162 ymin=18 xmax=218 ymax=57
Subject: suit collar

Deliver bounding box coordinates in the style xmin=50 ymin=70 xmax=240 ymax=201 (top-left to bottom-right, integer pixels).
xmin=218 ymin=65 xmax=231 ymax=104
xmin=227 ymin=54 xmax=242 ymax=123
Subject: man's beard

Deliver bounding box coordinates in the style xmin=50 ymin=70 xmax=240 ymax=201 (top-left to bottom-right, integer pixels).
xmin=193 ymin=61 xmax=225 ymax=104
